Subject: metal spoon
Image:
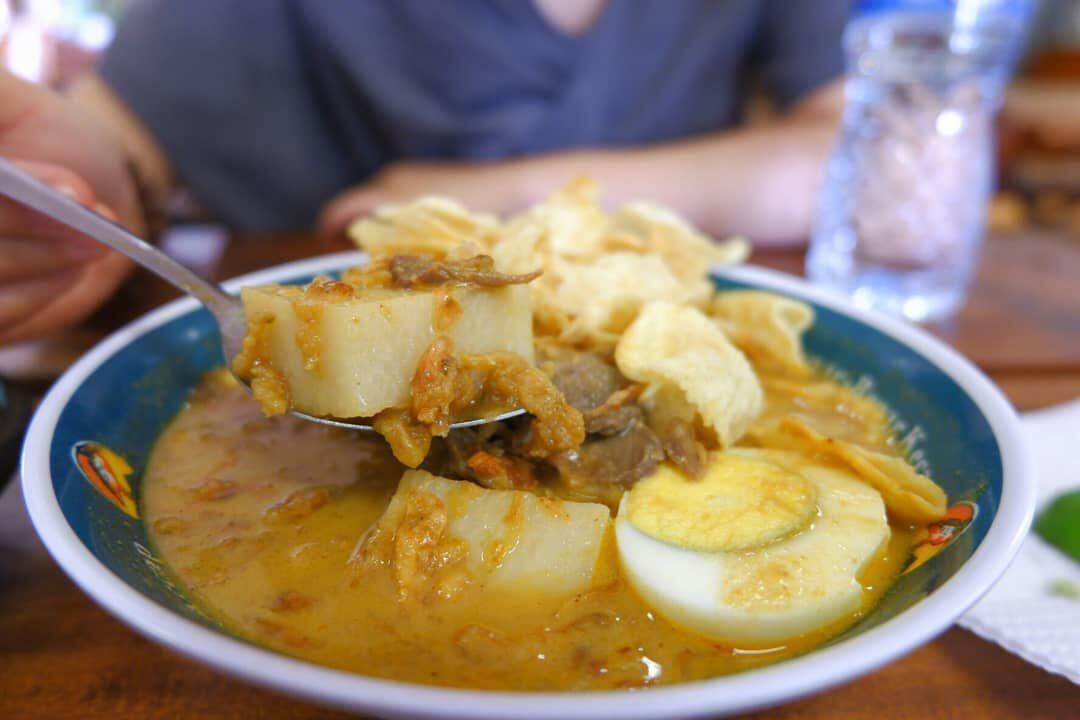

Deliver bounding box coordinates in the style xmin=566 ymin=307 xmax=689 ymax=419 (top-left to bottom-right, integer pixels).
xmin=0 ymin=157 xmax=524 ymax=431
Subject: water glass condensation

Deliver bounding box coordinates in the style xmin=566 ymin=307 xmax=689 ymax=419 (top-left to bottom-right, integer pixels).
xmin=808 ymin=0 xmax=1032 ymax=322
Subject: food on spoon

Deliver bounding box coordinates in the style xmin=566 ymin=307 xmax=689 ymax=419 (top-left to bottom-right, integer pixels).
xmin=235 ymin=275 xmax=535 ymax=420
xmin=372 ymin=349 xmax=585 ymax=468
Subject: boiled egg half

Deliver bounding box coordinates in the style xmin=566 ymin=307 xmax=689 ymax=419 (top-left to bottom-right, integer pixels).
xmin=616 ymin=448 xmax=889 ymax=645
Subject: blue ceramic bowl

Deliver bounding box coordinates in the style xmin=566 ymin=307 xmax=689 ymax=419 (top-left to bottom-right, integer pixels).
xmin=21 ymin=253 xmax=1034 ymax=719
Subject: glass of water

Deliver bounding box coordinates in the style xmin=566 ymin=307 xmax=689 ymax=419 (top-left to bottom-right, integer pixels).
xmin=807 ymin=0 xmax=1033 ymax=322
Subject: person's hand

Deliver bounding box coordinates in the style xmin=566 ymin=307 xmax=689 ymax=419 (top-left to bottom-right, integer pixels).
xmin=0 ymin=71 xmax=141 ymax=345
xmin=318 ymin=160 xmax=538 ymax=238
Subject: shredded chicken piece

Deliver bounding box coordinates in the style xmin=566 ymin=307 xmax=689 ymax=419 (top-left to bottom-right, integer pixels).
xmin=350 ymin=486 xmax=471 ymax=603
xmin=371 ymin=335 xmax=587 ymax=468
xmin=390 ymin=254 xmax=541 ymax=288
xmin=465 ymin=451 xmax=539 ymax=490
xmin=411 ymin=335 xmax=460 ymax=435
xmin=373 ymin=408 xmax=433 ymax=468
xmin=379 ymin=343 xmax=585 ymax=467
xmin=384 ymin=334 xmax=487 ymax=466
xmin=462 ymin=352 xmax=585 ymax=458
xmin=391 ymin=490 xmax=449 ymax=602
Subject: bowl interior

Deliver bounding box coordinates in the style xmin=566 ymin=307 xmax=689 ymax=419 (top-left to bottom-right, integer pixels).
xmin=37 ymin=265 xmax=1002 ymax=673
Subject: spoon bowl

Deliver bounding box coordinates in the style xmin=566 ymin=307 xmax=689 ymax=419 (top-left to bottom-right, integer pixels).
xmin=0 ymin=157 xmax=525 ymax=431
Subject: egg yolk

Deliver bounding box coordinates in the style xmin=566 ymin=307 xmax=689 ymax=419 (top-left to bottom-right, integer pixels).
xmin=625 ymin=454 xmax=817 ymax=552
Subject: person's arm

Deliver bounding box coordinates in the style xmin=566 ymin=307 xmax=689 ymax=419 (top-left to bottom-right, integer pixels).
xmin=564 ymin=80 xmax=845 ymax=245
xmin=0 ymin=71 xmax=143 ymax=345
xmin=319 ymin=80 xmax=844 ymax=246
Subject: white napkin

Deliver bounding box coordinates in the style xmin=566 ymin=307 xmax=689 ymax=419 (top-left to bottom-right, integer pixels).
xmin=960 ymin=398 xmax=1080 ymax=685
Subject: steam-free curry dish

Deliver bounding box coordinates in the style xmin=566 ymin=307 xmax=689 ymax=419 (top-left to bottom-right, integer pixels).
xmin=143 ymin=180 xmax=947 ymax=690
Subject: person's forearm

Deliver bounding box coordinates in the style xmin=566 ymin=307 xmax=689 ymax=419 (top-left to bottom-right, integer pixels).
xmin=317 ymin=80 xmax=845 ymax=241
xmin=515 ymin=119 xmax=838 ymax=247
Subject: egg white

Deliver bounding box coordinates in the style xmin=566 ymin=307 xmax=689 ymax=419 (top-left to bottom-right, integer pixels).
xmin=616 ymin=448 xmax=890 ymax=646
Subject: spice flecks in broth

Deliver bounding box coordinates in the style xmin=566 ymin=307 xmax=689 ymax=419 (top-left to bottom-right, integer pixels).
xmin=143 ymin=368 xmax=917 ymax=690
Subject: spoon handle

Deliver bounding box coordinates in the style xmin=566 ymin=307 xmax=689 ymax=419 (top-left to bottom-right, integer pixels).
xmin=0 ymin=157 xmax=238 ymax=321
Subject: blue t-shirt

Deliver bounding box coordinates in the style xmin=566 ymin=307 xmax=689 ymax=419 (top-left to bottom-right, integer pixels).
xmin=101 ymin=0 xmax=851 ymax=230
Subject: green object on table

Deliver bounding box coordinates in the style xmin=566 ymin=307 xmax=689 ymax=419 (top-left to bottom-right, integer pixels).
xmin=1047 ymin=579 xmax=1080 ymax=600
xmin=1035 ymin=489 xmax=1080 ymax=562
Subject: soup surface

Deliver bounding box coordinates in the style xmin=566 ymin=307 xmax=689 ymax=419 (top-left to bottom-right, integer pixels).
xmin=142 ymin=369 xmax=916 ymax=690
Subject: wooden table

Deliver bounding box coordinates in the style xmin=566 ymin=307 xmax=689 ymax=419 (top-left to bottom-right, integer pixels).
xmin=2 ymin=230 xmax=1079 ymax=719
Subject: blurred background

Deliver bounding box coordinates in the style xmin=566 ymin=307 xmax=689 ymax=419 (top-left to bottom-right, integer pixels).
xmin=3 ymin=0 xmax=1080 ymax=237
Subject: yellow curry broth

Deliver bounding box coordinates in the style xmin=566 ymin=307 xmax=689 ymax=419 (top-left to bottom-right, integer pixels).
xmin=143 ymin=369 xmax=916 ymax=690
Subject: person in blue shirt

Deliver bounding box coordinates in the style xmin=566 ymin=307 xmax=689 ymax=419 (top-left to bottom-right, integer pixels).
xmin=0 ymin=0 xmax=850 ymax=344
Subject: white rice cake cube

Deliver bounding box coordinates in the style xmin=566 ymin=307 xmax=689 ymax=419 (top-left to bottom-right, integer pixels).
xmin=375 ymin=470 xmax=611 ymax=599
xmin=239 ymin=283 xmax=533 ymax=418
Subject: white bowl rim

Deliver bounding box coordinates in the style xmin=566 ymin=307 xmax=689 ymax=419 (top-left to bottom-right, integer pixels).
xmin=22 ymin=252 xmax=1035 ymax=720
